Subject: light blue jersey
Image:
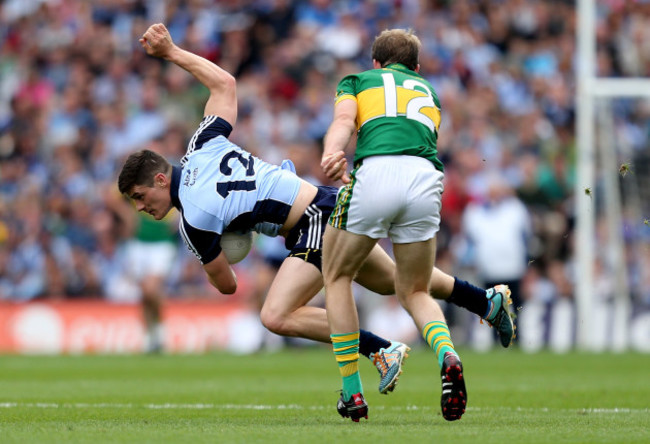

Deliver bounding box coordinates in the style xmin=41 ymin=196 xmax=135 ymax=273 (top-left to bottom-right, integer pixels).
xmin=170 ymin=116 xmax=302 ymax=264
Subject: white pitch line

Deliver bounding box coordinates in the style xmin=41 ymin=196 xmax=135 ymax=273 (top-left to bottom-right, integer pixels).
xmin=0 ymin=402 xmax=647 ymax=414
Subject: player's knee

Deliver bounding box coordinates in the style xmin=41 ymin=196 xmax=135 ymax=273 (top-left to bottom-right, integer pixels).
xmin=322 ymin=257 xmax=352 ymax=283
xmin=396 ymin=289 xmax=424 ymax=308
xmin=141 ymin=276 xmax=164 ymax=296
xmin=259 ymin=306 xmax=290 ymax=335
xmin=142 ymin=290 xmax=161 ymax=305
xmin=395 ymin=293 xmax=411 ymax=312
xmin=322 ymin=270 xmax=354 ymax=289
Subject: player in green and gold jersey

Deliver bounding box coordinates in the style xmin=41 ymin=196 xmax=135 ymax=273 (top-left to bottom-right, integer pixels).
xmin=321 ymin=29 xmax=513 ymax=423
xmin=124 ymin=210 xmax=178 ymax=353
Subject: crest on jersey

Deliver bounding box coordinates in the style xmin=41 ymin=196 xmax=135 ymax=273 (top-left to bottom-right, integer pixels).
xmin=184 ymin=168 xmax=198 ymax=187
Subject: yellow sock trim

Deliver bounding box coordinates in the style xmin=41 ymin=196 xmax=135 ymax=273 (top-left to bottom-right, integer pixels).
xmin=339 ymin=362 xmax=359 ymax=377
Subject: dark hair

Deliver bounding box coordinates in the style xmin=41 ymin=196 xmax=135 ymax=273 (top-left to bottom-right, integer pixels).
xmin=371 ymin=29 xmax=421 ymax=71
xmin=118 ymin=149 xmax=171 ymax=194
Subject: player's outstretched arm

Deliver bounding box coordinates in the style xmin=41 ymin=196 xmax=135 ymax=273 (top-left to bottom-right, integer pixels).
xmin=139 ymin=23 xmax=236 ymax=123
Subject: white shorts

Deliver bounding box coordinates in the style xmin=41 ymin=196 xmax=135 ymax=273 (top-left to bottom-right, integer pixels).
xmin=330 ymin=156 xmax=444 ymax=243
xmin=125 ymin=240 xmax=177 ymax=280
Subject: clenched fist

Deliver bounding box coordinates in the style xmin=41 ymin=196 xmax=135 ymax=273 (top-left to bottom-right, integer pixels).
xmin=139 ymin=23 xmax=175 ymax=59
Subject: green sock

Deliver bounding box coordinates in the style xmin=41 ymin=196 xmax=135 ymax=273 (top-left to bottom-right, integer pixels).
xmin=331 ymin=331 xmax=363 ymax=400
xmin=422 ymin=321 xmax=457 ymax=368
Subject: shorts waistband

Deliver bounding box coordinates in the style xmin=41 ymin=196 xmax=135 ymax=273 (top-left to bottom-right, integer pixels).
xmin=284 ymin=186 xmax=337 ymax=249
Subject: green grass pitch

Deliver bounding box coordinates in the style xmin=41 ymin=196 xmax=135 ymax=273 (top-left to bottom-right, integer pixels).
xmin=0 ymin=347 xmax=648 ymax=443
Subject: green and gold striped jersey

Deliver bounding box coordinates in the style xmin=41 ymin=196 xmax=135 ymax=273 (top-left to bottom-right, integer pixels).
xmin=334 ymin=63 xmax=443 ymax=172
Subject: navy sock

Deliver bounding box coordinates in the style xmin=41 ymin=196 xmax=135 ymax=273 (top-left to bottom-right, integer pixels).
xmin=358 ymin=329 xmax=391 ymax=358
xmin=447 ymin=277 xmax=489 ymax=318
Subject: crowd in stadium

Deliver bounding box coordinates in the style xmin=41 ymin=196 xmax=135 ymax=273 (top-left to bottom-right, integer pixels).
xmin=1 ymin=0 xmax=649 ymax=343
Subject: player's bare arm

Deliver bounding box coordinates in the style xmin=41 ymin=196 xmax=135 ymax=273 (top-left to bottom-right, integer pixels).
xmin=203 ymin=253 xmax=238 ymax=294
xmin=321 ymin=99 xmax=357 ymax=184
xmin=140 ymin=23 xmax=237 ymax=123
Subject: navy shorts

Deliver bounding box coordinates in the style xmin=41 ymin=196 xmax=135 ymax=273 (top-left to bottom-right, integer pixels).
xmin=284 ymin=186 xmax=338 ymax=271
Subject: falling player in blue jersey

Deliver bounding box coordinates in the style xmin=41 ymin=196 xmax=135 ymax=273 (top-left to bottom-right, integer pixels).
xmin=118 ymin=23 xmax=514 ymax=399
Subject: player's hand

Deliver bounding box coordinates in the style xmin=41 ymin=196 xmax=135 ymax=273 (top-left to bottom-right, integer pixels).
xmin=321 ymin=151 xmax=350 ymax=184
xmin=139 ymin=23 xmax=175 ymax=59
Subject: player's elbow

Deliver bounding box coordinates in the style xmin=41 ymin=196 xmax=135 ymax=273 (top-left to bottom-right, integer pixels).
xmin=208 ymin=70 xmax=236 ymax=95
xmin=222 ymin=71 xmax=236 ymax=89
xmin=209 ymin=277 xmax=237 ymax=295
xmin=204 ymin=260 xmax=238 ymax=295
xmin=219 ymin=283 xmax=237 ymax=295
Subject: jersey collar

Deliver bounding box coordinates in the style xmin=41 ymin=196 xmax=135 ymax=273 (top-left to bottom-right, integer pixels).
xmin=384 ymin=63 xmax=419 ymax=76
xmin=170 ymin=165 xmax=182 ymax=210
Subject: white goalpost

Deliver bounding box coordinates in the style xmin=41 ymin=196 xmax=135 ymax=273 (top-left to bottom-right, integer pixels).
xmin=575 ymin=0 xmax=650 ymax=351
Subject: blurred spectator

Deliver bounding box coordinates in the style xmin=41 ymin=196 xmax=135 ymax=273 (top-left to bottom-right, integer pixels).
xmin=461 ymin=175 xmax=533 ymax=329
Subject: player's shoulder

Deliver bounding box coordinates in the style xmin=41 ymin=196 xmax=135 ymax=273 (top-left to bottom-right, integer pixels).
xmin=336 ymin=70 xmax=375 ymax=97
xmin=179 ymin=188 xmax=223 ymax=233
xmin=343 ymin=69 xmax=377 ymax=82
xmin=184 ymin=115 xmax=234 ymax=159
xmin=337 ymin=70 xmax=365 ymax=87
